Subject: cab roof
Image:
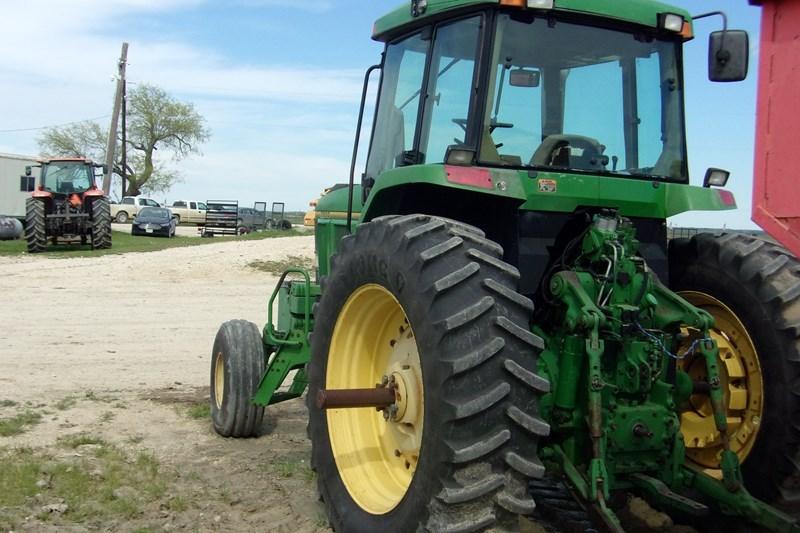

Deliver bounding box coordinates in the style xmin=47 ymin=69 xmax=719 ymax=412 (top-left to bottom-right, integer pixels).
xmin=373 ymin=0 xmax=692 ymax=41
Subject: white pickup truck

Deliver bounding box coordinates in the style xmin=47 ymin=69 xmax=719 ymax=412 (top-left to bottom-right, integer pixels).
xmin=111 ymin=197 xmax=162 ymax=223
xmin=168 ymin=201 xmax=207 ymax=224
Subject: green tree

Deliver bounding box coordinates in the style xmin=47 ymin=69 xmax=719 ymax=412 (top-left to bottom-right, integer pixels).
xmin=38 ymin=83 xmax=210 ymax=196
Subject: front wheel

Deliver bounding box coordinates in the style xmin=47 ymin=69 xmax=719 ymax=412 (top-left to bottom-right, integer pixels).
xmin=115 ymin=211 xmax=129 ymax=224
xmin=670 ymin=233 xmax=800 ymax=503
xmin=308 ymin=215 xmax=549 ymax=532
xmin=210 ymin=320 xmax=266 ymax=438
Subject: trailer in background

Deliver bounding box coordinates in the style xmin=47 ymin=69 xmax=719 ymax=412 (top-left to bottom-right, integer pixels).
xmin=200 ymin=200 xmax=239 ymax=237
xmin=0 ymin=153 xmax=40 ymax=220
xmin=751 ymin=0 xmax=800 ymax=257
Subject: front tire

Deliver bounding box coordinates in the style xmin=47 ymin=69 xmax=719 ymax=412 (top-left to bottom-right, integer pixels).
xmin=308 ymin=214 xmax=549 ymax=532
xmin=210 ymin=320 xmax=266 ymax=438
xmin=91 ymin=198 xmax=112 ymax=250
xmin=25 ymin=199 xmax=46 ymax=253
xmin=670 ymin=233 xmax=800 ymax=503
xmin=115 ymin=211 xmax=129 ymax=224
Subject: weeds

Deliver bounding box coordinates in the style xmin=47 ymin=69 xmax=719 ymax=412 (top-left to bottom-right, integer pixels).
xmin=54 ymin=396 xmax=78 ymax=411
xmin=0 ymin=411 xmax=43 ymax=437
xmin=186 ymin=402 xmax=211 ymax=420
xmin=57 ymin=434 xmax=108 ymax=449
xmin=273 ymin=459 xmax=314 ymax=481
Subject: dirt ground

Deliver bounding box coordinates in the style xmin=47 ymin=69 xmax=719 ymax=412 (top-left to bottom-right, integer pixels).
xmin=0 ymin=235 xmax=327 ymax=532
xmin=0 ymin=234 xmax=694 ymax=533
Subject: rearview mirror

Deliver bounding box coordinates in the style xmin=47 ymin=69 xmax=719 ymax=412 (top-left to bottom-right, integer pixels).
xmin=510 ymin=69 xmax=541 ymax=88
xmin=25 ymin=166 xmax=32 ymax=176
xmin=709 ymin=30 xmax=749 ymax=82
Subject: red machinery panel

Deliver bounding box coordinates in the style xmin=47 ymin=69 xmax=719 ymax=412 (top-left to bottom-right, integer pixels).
xmin=752 ymin=0 xmax=800 ymax=256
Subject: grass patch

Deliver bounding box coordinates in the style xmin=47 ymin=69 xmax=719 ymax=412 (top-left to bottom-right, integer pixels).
xmin=247 ymin=254 xmax=314 ymax=275
xmin=185 ymin=402 xmax=210 ymax=420
xmin=0 ymin=411 xmax=43 ymax=437
xmin=99 ymin=411 xmax=115 ymax=423
xmin=0 ymin=400 xmax=17 ymax=408
xmin=0 ymin=228 xmax=308 ymax=258
xmin=272 ymin=459 xmax=314 ymax=481
xmin=54 ymin=396 xmax=78 ymax=411
xmin=57 ymin=434 xmax=108 ymax=450
xmin=0 ymin=443 xmax=171 ymax=529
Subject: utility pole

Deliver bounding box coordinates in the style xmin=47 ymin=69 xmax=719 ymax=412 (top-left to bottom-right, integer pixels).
xmin=121 ymin=71 xmax=127 ymax=197
xmin=102 ymin=42 xmax=128 ymax=195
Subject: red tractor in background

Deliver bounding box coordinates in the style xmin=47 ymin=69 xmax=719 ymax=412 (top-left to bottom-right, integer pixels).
xmin=24 ymin=158 xmax=112 ymax=253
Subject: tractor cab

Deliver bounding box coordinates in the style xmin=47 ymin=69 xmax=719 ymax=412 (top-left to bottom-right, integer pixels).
xmin=27 ymin=158 xmax=104 ymax=197
xmin=41 ymin=160 xmax=95 ymax=195
xmin=367 ymin=10 xmax=690 ymax=183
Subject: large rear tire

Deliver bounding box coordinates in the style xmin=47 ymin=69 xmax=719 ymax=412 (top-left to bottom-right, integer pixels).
xmin=308 ymin=214 xmax=550 ymax=532
xmin=24 ymin=198 xmax=46 ymax=253
xmin=91 ymin=198 xmax=112 ymax=250
xmin=210 ymin=320 xmax=266 ymax=438
xmin=670 ymin=232 xmax=800 ymax=503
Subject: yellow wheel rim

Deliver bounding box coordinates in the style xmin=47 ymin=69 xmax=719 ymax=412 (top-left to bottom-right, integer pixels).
xmin=679 ymin=291 xmax=764 ymax=469
xmin=214 ymin=353 xmax=225 ymax=409
xmin=326 ymin=284 xmax=424 ymax=515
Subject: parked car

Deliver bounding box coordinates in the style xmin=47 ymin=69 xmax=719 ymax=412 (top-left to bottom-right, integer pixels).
xmin=131 ymin=207 xmax=176 ymax=238
xmin=112 ymin=196 xmax=161 ymax=223
xmin=168 ymin=200 xmax=207 ymax=224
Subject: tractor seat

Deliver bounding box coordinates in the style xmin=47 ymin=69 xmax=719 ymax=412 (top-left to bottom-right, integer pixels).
xmin=530 ymin=134 xmax=605 ymax=171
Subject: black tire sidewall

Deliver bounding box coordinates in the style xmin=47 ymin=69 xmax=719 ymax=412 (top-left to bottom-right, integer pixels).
xmin=671 ymin=242 xmax=794 ymax=501
xmin=210 ymin=320 xmax=265 ymax=438
xmin=308 ymin=236 xmax=448 ymax=532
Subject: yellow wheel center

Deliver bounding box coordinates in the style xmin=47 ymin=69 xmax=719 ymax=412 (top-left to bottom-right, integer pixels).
xmin=214 ymin=352 xmax=225 ymax=409
xmin=326 ymin=284 xmax=424 ymax=515
xmin=678 ymin=291 xmax=763 ymax=469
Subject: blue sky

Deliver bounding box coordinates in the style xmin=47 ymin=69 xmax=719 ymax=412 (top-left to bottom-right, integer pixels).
xmin=0 ymin=1 xmax=762 ymax=228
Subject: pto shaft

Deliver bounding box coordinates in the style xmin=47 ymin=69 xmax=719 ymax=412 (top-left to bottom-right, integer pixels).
xmin=316 ymin=387 xmax=396 ymax=409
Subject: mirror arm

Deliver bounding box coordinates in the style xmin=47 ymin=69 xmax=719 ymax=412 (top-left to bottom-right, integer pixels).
xmin=693 ymin=11 xmax=729 ymax=64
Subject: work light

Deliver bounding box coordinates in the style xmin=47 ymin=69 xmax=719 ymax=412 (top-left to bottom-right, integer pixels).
xmin=703 ymin=167 xmax=730 ymax=188
xmin=659 ymin=13 xmax=685 ymax=32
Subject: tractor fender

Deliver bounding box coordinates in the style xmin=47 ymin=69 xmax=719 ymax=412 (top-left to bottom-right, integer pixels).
xmin=31 ymin=189 xmax=52 ymax=200
xmin=362 ymin=164 xmax=525 ymax=222
xmin=82 ymin=187 xmax=105 ymax=199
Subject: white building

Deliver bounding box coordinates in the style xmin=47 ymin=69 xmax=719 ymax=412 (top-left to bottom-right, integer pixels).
xmin=0 ymin=152 xmax=41 ymax=219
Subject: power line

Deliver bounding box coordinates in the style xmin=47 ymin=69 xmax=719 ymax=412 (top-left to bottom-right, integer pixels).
xmin=0 ymin=114 xmax=111 ymax=134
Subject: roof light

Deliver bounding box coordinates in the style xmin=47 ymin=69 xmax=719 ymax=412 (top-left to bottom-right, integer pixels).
xmin=658 ymin=13 xmax=685 ymax=33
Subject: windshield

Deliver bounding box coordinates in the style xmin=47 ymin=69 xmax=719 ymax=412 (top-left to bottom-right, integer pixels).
xmin=138 ymin=207 xmax=170 ymax=220
xmin=481 ymin=14 xmax=687 ymax=181
xmin=42 ymin=162 xmax=93 ymax=193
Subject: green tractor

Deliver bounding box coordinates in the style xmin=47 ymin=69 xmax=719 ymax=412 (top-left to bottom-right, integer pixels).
xmin=210 ymin=1 xmax=800 ymax=531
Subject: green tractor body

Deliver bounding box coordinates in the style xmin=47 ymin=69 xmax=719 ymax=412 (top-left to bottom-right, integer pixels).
xmin=210 ymin=1 xmax=800 ymax=531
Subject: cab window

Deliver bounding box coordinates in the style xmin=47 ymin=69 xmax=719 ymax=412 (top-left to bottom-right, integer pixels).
xmin=419 ymin=16 xmax=482 ymax=164
xmin=366 ymin=33 xmax=429 ymax=180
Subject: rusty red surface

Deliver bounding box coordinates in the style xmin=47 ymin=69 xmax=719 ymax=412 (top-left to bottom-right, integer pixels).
xmin=752 ymin=0 xmax=800 ymax=256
